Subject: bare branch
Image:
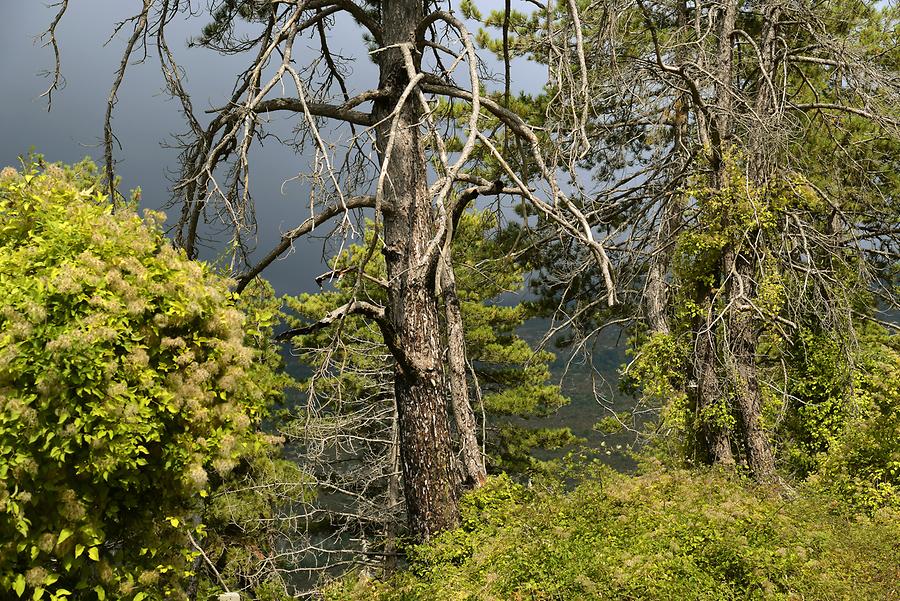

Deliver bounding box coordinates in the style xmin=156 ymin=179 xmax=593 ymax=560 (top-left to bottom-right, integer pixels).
xmin=104 ymin=0 xmax=152 ymax=206
xmin=38 ymin=0 xmax=69 ymax=110
xmin=792 ymin=103 xmax=900 ymax=128
xmin=276 ymin=300 xmax=387 ymax=341
xmin=235 ymin=195 xmax=376 ymax=292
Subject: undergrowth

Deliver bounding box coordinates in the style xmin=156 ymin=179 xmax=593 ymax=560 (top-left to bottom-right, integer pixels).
xmin=326 ymin=467 xmax=900 ymax=600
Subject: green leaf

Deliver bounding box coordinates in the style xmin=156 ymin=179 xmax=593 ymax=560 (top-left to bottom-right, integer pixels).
xmin=41 ymin=573 xmax=58 ymax=586
xmin=87 ymin=547 xmax=100 ymax=561
xmin=13 ymin=574 xmax=25 ymax=597
xmin=93 ymin=586 xmax=105 ymax=601
xmin=57 ymin=528 xmax=73 ymax=546
xmin=133 ymin=593 xmax=146 ymax=601
xmin=74 ymin=544 xmax=84 ymax=558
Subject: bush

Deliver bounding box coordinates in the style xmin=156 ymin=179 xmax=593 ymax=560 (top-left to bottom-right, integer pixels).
xmin=813 ymin=327 xmax=900 ymax=512
xmin=326 ymin=468 xmax=900 ymax=600
xmin=0 ymin=159 xmax=280 ymax=600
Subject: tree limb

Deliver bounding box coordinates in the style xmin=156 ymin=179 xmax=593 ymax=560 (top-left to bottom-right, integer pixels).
xmin=235 ymin=195 xmax=375 ymax=292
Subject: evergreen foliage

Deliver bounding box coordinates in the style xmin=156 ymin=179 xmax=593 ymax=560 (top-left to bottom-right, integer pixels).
xmin=285 ymin=210 xmax=575 ymax=478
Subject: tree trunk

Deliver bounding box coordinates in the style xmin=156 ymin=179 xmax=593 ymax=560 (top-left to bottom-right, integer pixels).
xmin=691 ymin=293 xmax=735 ymax=466
xmin=372 ymin=0 xmax=459 ymax=540
xmin=644 ymin=198 xmax=680 ymax=336
xmin=686 ymin=0 xmax=740 ymax=468
xmin=643 ymin=0 xmax=691 ymax=338
xmin=721 ymin=1 xmax=778 ymax=482
xmin=383 ymin=403 xmax=401 ymax=572
xmin=724 ymin=248 xmax=776 ymax=481
xmin=710 ymin=0 xmax=737 ymax=177
xmin=441 ymin=259 xmax=487 ymax=487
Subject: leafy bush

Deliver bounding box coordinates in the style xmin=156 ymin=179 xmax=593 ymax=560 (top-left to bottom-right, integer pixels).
xmin=812 ymin=326 xmax=900 ymax=511
xmin=776 ymin=329 xmax=853 ymax=477
xmin=191 ymin=279 xmax=312 ymax=599
xmin=326 ymin=467 xmax=900 ymax=600
xmin=0 ymin=160 xmax=281 ymax=600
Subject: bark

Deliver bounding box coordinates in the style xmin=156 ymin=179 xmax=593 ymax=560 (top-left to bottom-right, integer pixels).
xmin=688 ymin=0 xmax=739 ymax=467
xmin=722 ymin=1 xmax=778 ymax=482
xmin=383 ymin=403 xmax=401 ymax=572
xmin=710 ymin=0 xmax=737 ymax=176
xmin=371 ymin=0 xmax=459 ymax=540
xmin=691 ymin=292 xmax=735 ymax=466
xmin=644 ymin=198 xmax=680 ymax=336
xmin=696 ymin=340 xmax=734 ymax=464
xmin=441 ymin=259 xmax=487 ymax=488
xmin=724 ymin=248 xmax=776 ymax=480
xmin=752 ymin=5 xmax=781 ymax=125
xmin=643 ymin=0 xmax=690 ymax=337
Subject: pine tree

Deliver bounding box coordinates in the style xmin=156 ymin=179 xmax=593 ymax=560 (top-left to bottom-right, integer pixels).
xmin=279 ymin=209 xmax=575 ymax=571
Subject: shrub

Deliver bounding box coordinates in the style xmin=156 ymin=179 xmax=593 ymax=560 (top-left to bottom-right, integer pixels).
xmin=325 ymin=468 xmax=900 ymax=600
xmin=0 ymin=159 xmax=280 ymax=600
xmin=813 ymin=326 xmax=900 ymax=512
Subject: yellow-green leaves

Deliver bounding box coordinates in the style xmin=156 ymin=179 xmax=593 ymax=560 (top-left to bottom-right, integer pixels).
xmin=55 ymin=530 xmax=72 ymax=547
xmin=13 ymin=574 xmax=25 ymax=597
xmin=0 ymin=159 xmax=282 ymax=600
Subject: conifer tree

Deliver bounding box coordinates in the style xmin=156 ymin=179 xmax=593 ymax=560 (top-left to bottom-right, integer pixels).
xmin=481 ymin=0 xmax=900 ymax=477
xmin=278 ymin=209 xmax=575 ymax=573
xmin=44 ymin=0 xmax=615 ymax=540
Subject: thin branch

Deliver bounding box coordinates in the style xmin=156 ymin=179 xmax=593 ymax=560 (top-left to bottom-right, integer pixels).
xmin=38 ymin=0 xmax=69 ymax=110
xmin=792 ymin=103 xmax=900 ymax=127
xmin=104 ymin=0 xmax=152 ymax=206
xmin=276 ymin=300 xmax=387 ymax=341
xmin=235 ymin=195 xmax=376 ymax=292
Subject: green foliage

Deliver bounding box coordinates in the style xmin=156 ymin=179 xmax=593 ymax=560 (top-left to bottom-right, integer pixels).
xmin=325 ymin=468 xmax=900 ymax=600
xmin=192 ymin=279 xmax=313 ymax=598
xmin=0 ymin=160 xmax=280 ymax=600
xmin=191 ymin=0 xmax=275 ymax=48
xmin=627 ymin=273 xmax=899 ymax=512
xmin=621 ymin=332 xmax=689 ymax=429
xmin=193 ymin=446 xmax=312 ymax=600
xmin=673 ymin=160 xmax=825 ymax=298
xmin=776 ymin=329 xmax=852 ymax=477
xmin=626 ymin=155 xmax=885 ymax=470
xmin=285 ymin=210 xmax=574 ymax=474
xmin=812 ymin=326 xmax=900 ymax=511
